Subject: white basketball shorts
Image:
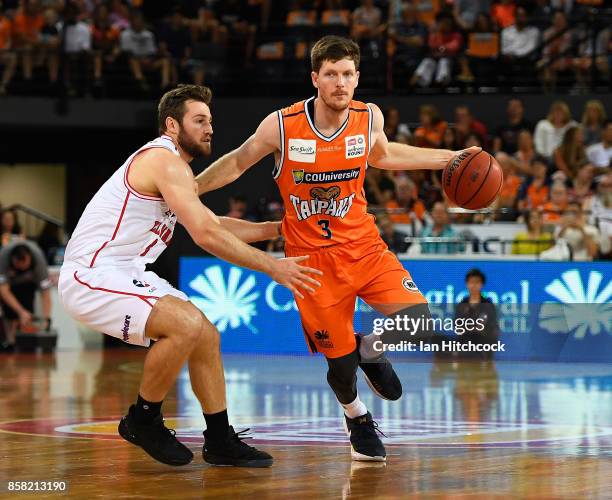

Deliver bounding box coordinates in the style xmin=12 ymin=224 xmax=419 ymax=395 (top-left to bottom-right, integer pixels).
xmin=58 ymin=264 xmax=188 ymax=347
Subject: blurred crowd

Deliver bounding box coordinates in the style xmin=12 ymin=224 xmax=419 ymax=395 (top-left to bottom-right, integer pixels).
xmin=0 ymin=0 xmax=611 ymax=97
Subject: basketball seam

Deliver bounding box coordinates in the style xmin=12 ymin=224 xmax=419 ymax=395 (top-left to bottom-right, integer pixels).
xmin=452 ymin=148 xmax=482 ymax=202
xmin=480 ymin=173 xmax=504 ymax=209
xmin=460 ymin=153 xmax=492 ymax=208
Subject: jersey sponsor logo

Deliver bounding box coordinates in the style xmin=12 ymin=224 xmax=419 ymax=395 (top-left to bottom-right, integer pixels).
xmin=317 ymin=145 xmax=342 ymax=152
xmin=345 ymin=134 xmax=365 ymax=159
xmin=288 ymin=139 xmax=317 ymax=163
xmin=402 ymin=277 xmax=419 ymax=292
xmin=291 ymin=167 xmax=361 ymax=185
xmin=132 ymin=279 xmax=151 ymax=288
xmin=289 ymin=186 xmax=356 ymax=221
xmin=121 ymin=315 xmax=131 ymax=342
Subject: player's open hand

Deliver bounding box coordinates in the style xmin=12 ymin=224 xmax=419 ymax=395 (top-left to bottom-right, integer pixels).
xmin=271 ymin=256 xmax=323 ymax=299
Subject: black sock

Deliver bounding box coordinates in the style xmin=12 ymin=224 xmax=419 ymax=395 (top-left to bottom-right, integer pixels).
xmin=134 ymin=394 xmax=162 ymax=424
xmin=204 ymin=409 xmax=229 ymax=438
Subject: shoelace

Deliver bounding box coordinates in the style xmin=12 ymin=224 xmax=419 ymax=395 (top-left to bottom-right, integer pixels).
xmin=230 ymin=428 xmax=257 ymax=449
xmin=353 ymin=419 xmax=387 ymax=439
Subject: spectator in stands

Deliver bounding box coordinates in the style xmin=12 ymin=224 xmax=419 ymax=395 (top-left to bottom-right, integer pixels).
xmin=383 ymin=106 xmax=412 ymax=143
xmin=569 ymin=165 xmax=594 ymax=205
xmin=542 ymin=181 xmax=569 ymax=224
xmin=351 ymin=0 xmax=385 ymax=50
xmin=364 ymin=167 xmax=396 ymax=206
xmin=37 ymin=221 xmax=61 ymax=265
xmin=264 ymin=201 xmax=284 ymax=252
xmin=511 ymin=209 xmax=554 ymax=254
xmin=500 ymin=6 xmax=540 ymax=84
xmin=386 ymin=176 xmax=427 ymax=228
xmin=1 ymin=209 xmax=23 ymax=247
xmin=226 ymin=194 xmax=248 ymax=219
xmin=494 ymin=152 xmax=522 ymax=219
xmin=581 ymin=100 xmax=607 ymax=147
xmin=411 ymin=12 xmax=462 ymax=88
xmin=556 ymin=201 xmax=609 ymax=260
xmin=453 ymin=0 xmax=491 ymax=31
xmin=377 ymin=213 xmax=410 ymax=254
xmin=414 ymin=104 xmax=447 ymax=148
xmin=321 ymin=0 xmax=351 ymax=34
xmin=573 ymin=26 xmax=610 ymax=91
xmin=513 ymin=129 xmax=536 ymax=175
xmin=534 ymin=100 xmax=577 ymax=160
xmin=0 ymin=241 xmax=52 ymax=352
xmin=109 ymin=0 xmax=130 ymax=31
xmin=457 ymin=12 xmax=498 ymax=83
xmin=538 ymin=10 xmax=573 ymax=91
xmin=442 ymin=126 xmax=459 ymax=150
xmin=91 ymin=3 xmax=120 ymax=90
xmin=586 ymin=120 xmax=612 ymax=170
xmin=0 ymin=7 xmax=17 ymax=95
xmin=419 ymin=201 xmax=464 ymax=254
xmin=120 ymin=11 xmax=169 ymax=92
xmin=12 ymin=0 xmax=45 ymax=83
xmin=465 ymin=132 xmax=483 ymax=148
xmin=517 ymin=156 xmax=550 ymax=211
xmin=61 ymin=2 xmax=92 ymax=95
xmin=553 ymin=126 xmax=590 ymax=179
xmin=214 ymin=0 xmax=257 ymax=62
xmin=454 ymin=105 xmax=488 ymax=148
xmin=389 ymin=3 xmax=428 ymax=85
xmin=493 ymin=98 xmax=532 ymax=154
xmin=158 ymin=8 xmax=193 ymax=87
xmin=584 ymin=174 xmax=612 ymax=257
xmin=491 ymin=0 xmax=515 ymax=29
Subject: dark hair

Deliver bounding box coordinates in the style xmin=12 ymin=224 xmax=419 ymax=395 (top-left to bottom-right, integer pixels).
xmin=10 ymin=244 xmax=32 ymax=263
xmin=465 ymin=268 xmax=485 ymax=284
xmin=530 ymin=155 xmax=548 ymax=166
xmin=311 ymin=36 xmax=360 ymax=72
xmin=157 ymin=84 xmax=212 ymax=135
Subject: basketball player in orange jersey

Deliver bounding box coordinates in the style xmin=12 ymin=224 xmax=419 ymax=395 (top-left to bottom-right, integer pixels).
xmin=196 ymin=37 xmax=476 ymax=461
xmin=60 ymin=85 xmax=322 ymax=468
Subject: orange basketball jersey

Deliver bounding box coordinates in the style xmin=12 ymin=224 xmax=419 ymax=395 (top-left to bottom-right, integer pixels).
xmin=274 ymin=97 xmax=379 ymax=249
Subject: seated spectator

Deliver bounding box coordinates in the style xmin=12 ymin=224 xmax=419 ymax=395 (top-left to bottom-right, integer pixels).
xmin=573 ymin=27 xmax=610 ymax=91
xmin=556 ymin=201 xmax=610 ymax=260
xmin=226 ymin=194 xmax=248 ymax=219
xmin=91 ymin=3 xmax=120 ymax=89
xmin=534 ymin=100 xmax=577 ymax=160
xmin=494 ymin=152 xmax=522 ymax=219
xmin=214 ymin=0 xmax=257 ymax=62
xmin=109 ymin=0 xmax=130 ymax=31
xmin=500 ymin=7 xmax=540 ymax=84
xmin=411 ymin=13 xmax=462 ymax=88
xmin=512 ymin=209 xmax=554 ymax=254
xmin=321 ymin=0 xmax=351 ymax=35
xmin=377 ymin=213 xmax=410 ymax=254
xmin=389 ymin=3 xmax=428 ymax=84
xmin=457 ymin=13 xmax=499 ymax=83
xmin=61 ymin=2 xmax=92 ymax=94
xmin=569 ymin=165 xmax=594 ymax=205
xmin=120 ymin=11 xmax=169 ymax=92
xmin=419 ymin=201 xmax=464 ymax=254
xmin=365 ymin=167 xmax=396 ymax=206
xmin=580 ymin=100 xmax=607 ymax=147
xmin=465 ymin=132 xmax=482 ymax=148
xmin=0 ymin=241 xmax=52 ymax=352
xmin=454 ymin=105 xmax=488 ymax=148
xmin=0 ymin=7 xmax=17 ymax=95
xmin=12 ymin=0 xmax=45 ymax=83
xmin=542 ymin=181 xmax=569 ymax=224
xmin=553 ymin=126 xmax=590 ymax=179
xmin=412 ymin=169 xmax=444 ymax=208
xmin=442 ymin=126 xmax=459 ymax=150
xmin=351 ymin=0 xmax=385 ymax=50
xmin=586 ymin=120 xmax=612 ymax=170
xmin=537 ymin=10 xmax=573 ymax=91
xmin=513 ymin=129 xmax=537 ymax=175
xmin=493 ymin=98 xmax=532 ymax=154
xmin=491 ymin=0 xmax=515 ymax=29
xmin=39 ymin=7 xmax=59 ymax=84
xmin=584 ymin=174 xmax=612 ymax=257
xmin=453 ymin=0 xmax=491 ymax=31
xmin=517 ymin=156 xmax=550 ymax=211
xmin=158 ymin=8 xmax=193 ymax=87
xmin=386 ymin=177 xmax=427 ymax=228
xmin=384 ymin=106 xmax=411 ymax=143
xmin=1 ymin=209 xmax=24 ymax=247
xmin=414 ymin=104 xmax=447 ymax=148
xmin=37 ymin=221 xmax=62 ymax=265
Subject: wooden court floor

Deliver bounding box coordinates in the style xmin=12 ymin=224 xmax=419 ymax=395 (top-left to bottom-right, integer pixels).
xmin=1 ymin=350 xmax=611 ymax=499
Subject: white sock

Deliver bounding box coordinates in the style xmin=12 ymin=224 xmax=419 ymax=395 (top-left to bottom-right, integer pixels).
xmin=341 ymin=395 xmax=367 ymax=419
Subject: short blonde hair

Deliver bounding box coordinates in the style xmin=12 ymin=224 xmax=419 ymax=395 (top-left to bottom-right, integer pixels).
xmin=581 ymin=100 xmax=607 ymax=126
xmin=547 ymin=101 xmax=572 ymax=125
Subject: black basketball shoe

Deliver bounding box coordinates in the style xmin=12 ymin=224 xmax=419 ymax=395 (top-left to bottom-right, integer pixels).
xmin=118 ymin=405 xmax=194 ymax=466
xmin=203 ymin=426 xmax=273 ymax=467
xmin=344 ymin=412 xmax=386 ymax=462
xmin=356 ymin=334 xmax=402 ymax=401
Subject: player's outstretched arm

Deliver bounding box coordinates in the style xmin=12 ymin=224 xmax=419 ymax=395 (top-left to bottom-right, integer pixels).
xmin=195 ymin=111 xmax=280 ymax=195
xmin=218 ymin=217 xmax=281 ymax=243
xmin=367 ymin=103 xmax=463 ymax=171
xmin=150 ymin=150 xmax=320 ymax=298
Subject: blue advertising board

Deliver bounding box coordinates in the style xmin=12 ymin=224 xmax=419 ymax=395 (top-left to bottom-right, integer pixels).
xmin=179 ymin=258 xmax=611 ymax=361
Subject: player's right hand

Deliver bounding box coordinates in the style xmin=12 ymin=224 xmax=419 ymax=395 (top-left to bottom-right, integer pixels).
xmin=271 ymin=256 xmax=323 ymax=299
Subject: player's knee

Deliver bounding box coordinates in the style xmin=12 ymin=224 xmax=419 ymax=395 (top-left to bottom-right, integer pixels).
xmin=199 ymin=319 xmax=220 ymax=351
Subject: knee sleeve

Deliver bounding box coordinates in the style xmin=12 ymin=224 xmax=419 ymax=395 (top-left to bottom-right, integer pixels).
xmin=326 ymin=349 xmax=360 ymax=404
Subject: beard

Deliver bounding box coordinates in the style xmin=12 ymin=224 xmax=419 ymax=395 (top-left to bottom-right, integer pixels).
xmin=177 ymin=128 xmax=211 ymax=159
xmin=320 ymin=92 xmax=351 ymax=112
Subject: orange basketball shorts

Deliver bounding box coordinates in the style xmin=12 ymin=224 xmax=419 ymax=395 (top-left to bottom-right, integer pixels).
xmin=285 ymin=236 xmax=427 ymax=359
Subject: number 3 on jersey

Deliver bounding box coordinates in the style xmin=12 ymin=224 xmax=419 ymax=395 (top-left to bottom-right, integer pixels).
xmin=318 ymin=219 xmax=332 ymax=239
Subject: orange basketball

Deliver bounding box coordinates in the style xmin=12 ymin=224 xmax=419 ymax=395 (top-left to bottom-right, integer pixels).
xmin=442 ymin=148 xmax=503 ymax=209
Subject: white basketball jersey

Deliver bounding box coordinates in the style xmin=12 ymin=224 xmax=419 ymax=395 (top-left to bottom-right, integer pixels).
xmin=64 ymin=135 xmax=180 ymax=269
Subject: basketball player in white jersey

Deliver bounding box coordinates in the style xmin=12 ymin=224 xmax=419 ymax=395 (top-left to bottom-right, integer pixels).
xmin=59 ymin=85 xmax=322 ymax=468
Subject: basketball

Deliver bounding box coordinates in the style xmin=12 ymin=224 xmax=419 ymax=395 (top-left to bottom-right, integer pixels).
xmin=443 ymin=148 xmax=503 ymax=210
